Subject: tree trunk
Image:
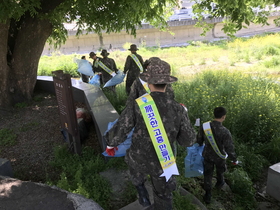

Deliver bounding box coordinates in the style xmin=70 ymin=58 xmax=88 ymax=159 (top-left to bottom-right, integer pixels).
xmin=0 ymin=16 xmax=53 ymax=109
xmin=98 ymin=33 xmax=104 ymax=49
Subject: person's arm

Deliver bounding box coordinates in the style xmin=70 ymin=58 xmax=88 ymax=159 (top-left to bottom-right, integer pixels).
xmin=105 ymin=101 xmax=136 ymax=147
xmin=223 ymin=132 xmax=237 ymax=162
xmin=176 ymin=108 xmax=196 ymax=147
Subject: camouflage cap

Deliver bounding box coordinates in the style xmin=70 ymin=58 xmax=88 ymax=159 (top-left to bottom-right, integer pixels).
xmin=140 ymin=57 xmax=177 ymax=84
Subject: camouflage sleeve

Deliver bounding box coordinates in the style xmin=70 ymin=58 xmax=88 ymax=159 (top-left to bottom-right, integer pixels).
xmin=223 ymin=131 xmax=237 ymax=162
xmin=105 ymin=101 xmax=136 ymax=147
xmin=124 ymin=56 xmax=131 ymax=74
xmin=196 ymin=126 xmax=205 ymax=146
xmin=176 ymin=108 xmax=196 ymax=147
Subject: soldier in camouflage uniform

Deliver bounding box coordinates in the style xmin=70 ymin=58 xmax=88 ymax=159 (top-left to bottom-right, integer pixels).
xmin=95 ymin=49 xmax=118 ymax=87
xmin=89 ymin=51 xmax=101 ymax=74
xmin=125 ymin=57 xmax=175 ymax=106
xmin=105 ymin=57 xmax=196 ymax=209
xmin=89 ymin=51 xmax=102 ymax=84
xmin=124 ymin=44 xmax=144 ymax=95
xmin=197 ymin=107 xmax=238 ymax=204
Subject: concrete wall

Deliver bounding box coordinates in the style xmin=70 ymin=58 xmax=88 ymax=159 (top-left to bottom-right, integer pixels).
xmin=266 ymin=162 xmax=280 ymax=201
xmin=42 ymin=14 xmax=280 ymax=56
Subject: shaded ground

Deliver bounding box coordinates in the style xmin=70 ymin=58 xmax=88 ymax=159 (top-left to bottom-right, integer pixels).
xmin=0 ymin=89 xmax=100 ymax=183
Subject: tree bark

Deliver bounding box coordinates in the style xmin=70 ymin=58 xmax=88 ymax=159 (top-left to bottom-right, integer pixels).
xmin=0 ymin=21 xmax=10 ymax=109
xmin=0 ymin=16 xmax=53 ymax=108
xmin=98 ymin=33 xmax=104 ymax=49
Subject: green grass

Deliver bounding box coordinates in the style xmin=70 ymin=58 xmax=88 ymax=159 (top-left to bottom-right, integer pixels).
xmin=38 ymin=32 xmax=280 ymax=81
xmin=0 ymin=128 xmax=17 ymax=146
xmin=42 ymin=32 xmax=280 ymax=210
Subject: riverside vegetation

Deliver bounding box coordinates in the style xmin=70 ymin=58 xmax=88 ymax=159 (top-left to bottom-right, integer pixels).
xmin=2 ymin=32 xmax=280 ymax=210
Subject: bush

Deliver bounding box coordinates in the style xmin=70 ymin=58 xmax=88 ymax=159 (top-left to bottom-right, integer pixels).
xmin=225 ymin=169 xmax=257 ymax=210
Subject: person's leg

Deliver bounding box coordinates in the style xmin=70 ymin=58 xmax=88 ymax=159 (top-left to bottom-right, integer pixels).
xmin=150 ymin=175 xmax=176 ymax=210
xmin=203 ymin=159 xmax=214 ymax=204
xmin=128 ymin=164 xmax=151 ymax=207
xmin=125 ymin=77 xmax=134 ymax=96
xmin=215 ymin=159 xmax=226 ymax=189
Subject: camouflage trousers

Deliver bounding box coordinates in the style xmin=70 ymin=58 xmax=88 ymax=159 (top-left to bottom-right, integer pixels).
xmin=203 ymin=158 xmax=226 ymax=192
xmin=128 ymin=164 xmax=176 ymax=210
xmin=125 ymin=78 xmax=136 ymax=96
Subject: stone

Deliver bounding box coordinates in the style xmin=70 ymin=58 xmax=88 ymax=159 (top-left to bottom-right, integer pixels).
xmin=0 ymin=176 xmax=104 ymax=210
xmin=0 ymin=158 xmax=13 ymax=177
xmin=266 ymin=162 xmax=280 ymax=202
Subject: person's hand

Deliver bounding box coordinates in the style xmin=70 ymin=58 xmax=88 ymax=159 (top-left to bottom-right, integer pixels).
xmin=106 ymin=146 xmax=118 ymax=156
xmin=180 ymin=103 xmax=188 ymax=112
xmin=232 ymin=160 xmax=242 ymax=165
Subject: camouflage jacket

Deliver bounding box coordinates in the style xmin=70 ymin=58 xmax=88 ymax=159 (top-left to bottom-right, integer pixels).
xmin=125 ymin=77 xmax=175 ymax=106
xmin=105 ymin=92 xmax=196 ymax=177
xmin=92 ymin=57 xmax=102 ymax=73
xmin=95 ymin=57 xmax=118 ymax=84
xmin=197 ymin=120 xmax=237 ymax=162
xmin=124 ymin=53 xmax=144 ymax=81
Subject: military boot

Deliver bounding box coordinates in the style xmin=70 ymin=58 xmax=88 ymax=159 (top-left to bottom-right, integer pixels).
xmin=203 ymin=190 xmax=211 ymax=204
xmin=135 ymin=184 xmax=151 ymax=207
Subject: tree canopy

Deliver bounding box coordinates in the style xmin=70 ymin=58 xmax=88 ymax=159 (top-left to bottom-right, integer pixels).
xmin=193 ymin=0 xmax=280 ymax=36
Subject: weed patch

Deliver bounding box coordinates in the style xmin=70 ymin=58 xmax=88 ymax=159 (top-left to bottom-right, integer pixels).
xmin=0 ymin=128 xmax=17 ymax=146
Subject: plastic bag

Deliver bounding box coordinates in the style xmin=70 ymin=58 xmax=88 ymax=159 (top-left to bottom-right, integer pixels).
xmin=75 ymin=58 xmax=94 ymax=76
xmin=103 ymin=70 xmax=125 ymax=88
xmin=89 ymin=74 xmax=100 ymax=87
xmin=102 ymin=119 xmax=133 ymax=157
xmin=185 ymin=143 xmax=205 ymax=177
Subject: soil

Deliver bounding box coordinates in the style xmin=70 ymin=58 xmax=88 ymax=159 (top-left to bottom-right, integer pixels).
xmin=0 ymin=89 xmax=101 ymax=183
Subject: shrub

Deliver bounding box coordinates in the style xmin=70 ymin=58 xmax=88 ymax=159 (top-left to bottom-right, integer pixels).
xmin=225 ymin=169 xmax=257 ymax=210
xmin=263 ymin=57 xmax=280 ymax=68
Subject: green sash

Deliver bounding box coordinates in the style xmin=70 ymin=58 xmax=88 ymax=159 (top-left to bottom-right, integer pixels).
xmin=97 ymin=60 xmax=116 ymax=76
xmin=130 ymin=54 xmax=143 ymax=73
xmin=136 ymin=94 xmax=179 ymax=181
xmin=139 ymin=78 xmax=150 ymax=93
xmin=202 ymin=122 xmax=228 ymax=159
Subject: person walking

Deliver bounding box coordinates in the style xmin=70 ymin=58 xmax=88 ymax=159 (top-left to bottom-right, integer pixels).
xmin=105 ymin=57 xmax=196 ymax=209
xmin=89 ymin=51 xmax=102 ymax=84
xmin=197 ymin=106 xmax=239 ymax=204
xmin=90 ymin=50 xmax=118 ymax=90
xmin=124 ymin=44 xmax=144 ymax=95
xmin=125 ymin=57 xmax=175 ymax=106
